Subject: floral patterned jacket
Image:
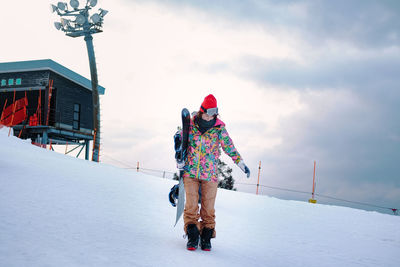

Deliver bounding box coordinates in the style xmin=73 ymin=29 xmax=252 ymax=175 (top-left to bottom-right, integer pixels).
xmin=183 ymin=116 xmax=242 ymax=182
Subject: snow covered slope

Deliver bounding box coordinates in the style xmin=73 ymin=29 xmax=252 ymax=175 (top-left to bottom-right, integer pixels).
xmin=0 ymin=127 xmax=399 ymax=267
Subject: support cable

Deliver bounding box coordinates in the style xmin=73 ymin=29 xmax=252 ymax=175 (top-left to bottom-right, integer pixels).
xmin=236 ymin=182 xmax=397 ymax=212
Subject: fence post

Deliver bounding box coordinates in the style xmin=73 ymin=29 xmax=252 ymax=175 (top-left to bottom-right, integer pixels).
xmin=309 ymin=160 xmax=317 ymax=204
xmin=256 ymin=161 xmax=261 ymax=195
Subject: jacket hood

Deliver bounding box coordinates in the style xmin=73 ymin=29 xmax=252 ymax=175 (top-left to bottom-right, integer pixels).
xmin=215 ymin=118 xmax=225 ymax=127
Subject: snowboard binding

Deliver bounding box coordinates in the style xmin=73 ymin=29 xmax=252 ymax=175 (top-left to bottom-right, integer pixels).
xmin=169 ymin=184 xmax=179 ymax=207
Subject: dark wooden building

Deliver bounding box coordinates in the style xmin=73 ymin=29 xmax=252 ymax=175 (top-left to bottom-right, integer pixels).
xmin=0 ymin=59 xmax=106 ymax=160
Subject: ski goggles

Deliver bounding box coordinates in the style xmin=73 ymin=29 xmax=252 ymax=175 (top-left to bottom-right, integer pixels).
xmin=201 ymin=106 xmax=218 ymax=116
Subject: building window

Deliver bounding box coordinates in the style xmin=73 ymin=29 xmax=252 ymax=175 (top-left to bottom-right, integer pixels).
xmin=0 ymin=79 xmax=6 ymax=86
xmin=16 ymin=78 xmax=22 ymax=85
xmin=73 ymin=103 xmax=80 ymax=130
xmin=8 ymin=78 xmax=14 ymax=86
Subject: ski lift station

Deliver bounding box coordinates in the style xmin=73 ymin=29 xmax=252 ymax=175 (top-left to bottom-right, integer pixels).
xmin=0 ymin=59 xmax=106 ymax=160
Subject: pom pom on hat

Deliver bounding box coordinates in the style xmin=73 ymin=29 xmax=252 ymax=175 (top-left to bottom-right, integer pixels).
xmin=200 ymin=94 xmax=217 ymax=112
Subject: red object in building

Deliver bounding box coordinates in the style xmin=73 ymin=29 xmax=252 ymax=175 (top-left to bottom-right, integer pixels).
xmin=29 ymin=114 xmax=38 ymax=126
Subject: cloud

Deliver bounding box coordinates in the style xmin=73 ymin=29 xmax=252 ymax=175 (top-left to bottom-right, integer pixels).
xmin=301 ymin=0 xmax=400 ymax=49
xmin=255 ymin=87 xmax=400 ymax=209
xmin=138 ymin=0 xmax=400 ymax=49
xmin=237 ymin=51 xmax=400 ymax=90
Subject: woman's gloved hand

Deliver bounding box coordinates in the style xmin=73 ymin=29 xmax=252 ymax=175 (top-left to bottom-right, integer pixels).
xmin=238 ymin=161 xmax=250 ymax=178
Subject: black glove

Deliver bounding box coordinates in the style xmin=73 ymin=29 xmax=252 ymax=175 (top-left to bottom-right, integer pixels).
xmin=174 ymin=131 xmax=182 ymax=161
xmin=169 ymin=184 xmax=179 ymax=207
xmin=238 ymin=161 xmax=250 ymax=178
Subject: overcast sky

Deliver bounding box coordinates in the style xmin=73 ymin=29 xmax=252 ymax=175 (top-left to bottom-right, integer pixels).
xmin=1 ymin=0 xmax=399 ymax=214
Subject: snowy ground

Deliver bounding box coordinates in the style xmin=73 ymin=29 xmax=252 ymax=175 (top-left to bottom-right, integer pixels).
xmin=0 ymin=127 xmax=399 ymax=267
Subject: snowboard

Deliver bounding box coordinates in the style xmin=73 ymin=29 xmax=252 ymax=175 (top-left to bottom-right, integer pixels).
xmin=174 ymin=108 xmax=190 ymax=226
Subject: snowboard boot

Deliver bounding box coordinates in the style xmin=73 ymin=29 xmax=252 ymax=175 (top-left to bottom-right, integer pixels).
xmin=186 ymin=224 xmax=200 ymax=251
xmin=200 ymin=227 xmax=214 ymax=251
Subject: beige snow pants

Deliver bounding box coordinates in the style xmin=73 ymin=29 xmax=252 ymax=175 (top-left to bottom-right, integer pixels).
xmin=183 ymin=176 xmax=218 ymax=237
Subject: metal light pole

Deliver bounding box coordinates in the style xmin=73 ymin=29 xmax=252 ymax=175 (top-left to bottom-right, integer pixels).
xmin=51 ymin=0 xmax=108 ymax=162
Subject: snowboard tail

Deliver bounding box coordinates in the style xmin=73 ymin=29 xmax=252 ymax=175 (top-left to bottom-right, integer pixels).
xmin=174 ymin=174 xmax=185 ymax=226
xmin=174 ymin=108 xmax=190 ymax=226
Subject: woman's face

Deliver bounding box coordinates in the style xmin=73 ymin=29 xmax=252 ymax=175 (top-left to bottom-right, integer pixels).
xmin=201 ymin=112 xmax=214 ymax=122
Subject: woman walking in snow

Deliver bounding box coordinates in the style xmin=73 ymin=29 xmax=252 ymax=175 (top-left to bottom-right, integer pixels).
xmin=183 ymin=94 xmax=250 ymax=251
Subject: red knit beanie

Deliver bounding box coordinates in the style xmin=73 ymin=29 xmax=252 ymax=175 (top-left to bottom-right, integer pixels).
xmin=200 ymin=94 xmax=217 ymax=112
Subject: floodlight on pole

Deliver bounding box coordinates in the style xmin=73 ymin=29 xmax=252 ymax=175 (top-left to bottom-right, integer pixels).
xmin=70 ymin=0 xmax=79 ymax=9
xmin=90 ymin=13 xmax=101 ymax=24
xmin=89 ymin=0 xmax=97 ymax=7
xmin=57 ymin=2 xmax=67 ymax=11
xmin=54 ymin=22 xmax=63 ymax=30
xmin=51 ymin=4 xmax=58 ymax=13
xmin=51 ymin=0 xmax=107 ymax=162
xmin=99 ymin=8 xmax=108 ymax=17
xmin=75 ymin=14 xmax=86 ymax=25
xmin=60 ymin=18 xmax=70 ymax=27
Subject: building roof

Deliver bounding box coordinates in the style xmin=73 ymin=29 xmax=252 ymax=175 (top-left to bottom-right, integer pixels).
xmin=0 ymin=59 xmax=105 ymax=95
